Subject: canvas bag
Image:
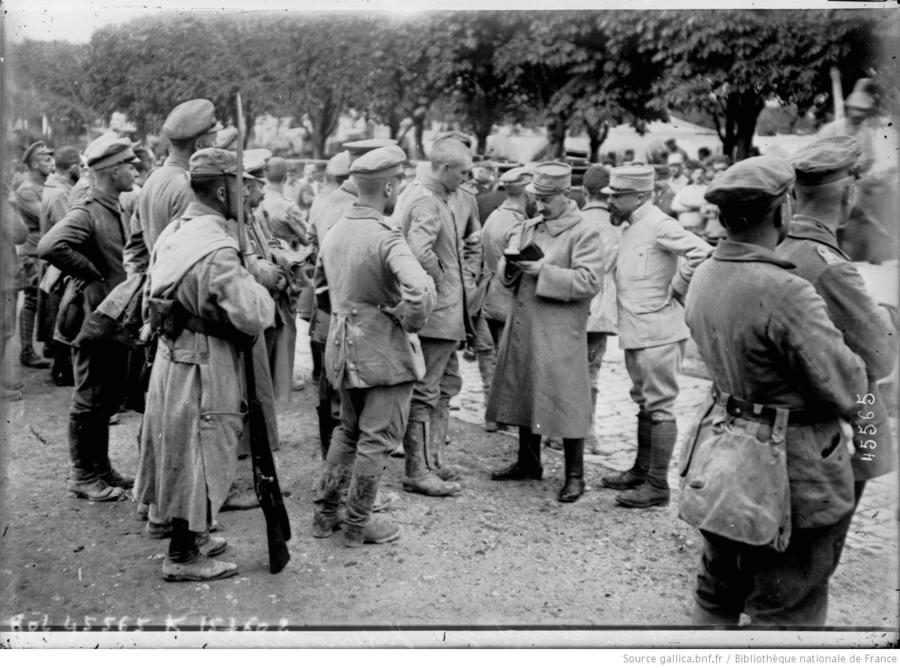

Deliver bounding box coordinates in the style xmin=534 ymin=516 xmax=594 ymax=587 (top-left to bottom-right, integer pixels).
xmin=678 ymin=390 xmax=792 ymax=552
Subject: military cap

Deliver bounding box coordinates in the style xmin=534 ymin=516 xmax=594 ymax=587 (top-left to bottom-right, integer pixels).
xmin=162 ymin=99 xmax=222 ymax=141
xmin=53 ymin=145 xmax=81 ymax=170
xmin=84 ymin=137 xmax=140 ymax=170
xmin=582 ymin=165 xmax=611 ymax=194
xmin=525 ymin=162 xmax=572 ymax=196
xmin=498 ymin=166 xmax=531 ymax=189
xmin=349 ymin=144 xmax=407 ymax=180
xmin=601 ymin=165 xmax=655 ymax=195
xmin=704 ymin=155 xmax=795 ymax=206
xmin=213 ymin=127 xmax=239 ymax=150
xmin=433 ymin=131 xmax=473 ymax=148
xmin=343 ymin=138 xmax=398 ymax=160
xmin=845 ymin=90 xmax=874 ymax=111
xmin=791 ymin=136 xmax=862 ymax=186
xmin=326 ymin=151 xmax=352 ymax=178
xmin=243 ymin=148 xmax=273 ymax=180
xmin=188 ymin=148 xmax=255 ymax=179
xmin=22 ymin=141 xmax=53 ymax=165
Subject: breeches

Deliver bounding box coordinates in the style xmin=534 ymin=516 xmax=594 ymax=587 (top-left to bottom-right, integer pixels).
xmin=624 ymin=341 xmax=685 ymax=421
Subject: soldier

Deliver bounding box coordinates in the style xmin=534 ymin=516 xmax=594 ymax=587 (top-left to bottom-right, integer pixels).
xmin=38 ymin=145 xmax=82 ymax=386
xmin=261 ymin=157 xmax=309 ymax=250
xmin=599 ymin=165 xmax=712 ymax=509
xmin=580 ymin=166 xmax=620 ymax=454
xmin=394 ymin=136 xmax=473 ymax=496
xmin=123 ymin=99 xmax=221 ymax=273
xmin=311 ymin=145 xmax=435 ymax=547
xmin=684 ymin=155 xmax=867 ymax=626
xmin=37 ymin=137 xmax=141 ymax=502
xmin=12 ymin=141 xmax=55 ymax=369
xmin=477 ymin=167 xmax=532 ymax=431
xmin=135 ymin=148 xmax=275 ymax=581
xmin=1 ymin=182 xmax=28 ymax=400
xmin=487 ymin=162 xmax=604 ymax=503
xmin=777 ymin=135 xmax=896 ymax=505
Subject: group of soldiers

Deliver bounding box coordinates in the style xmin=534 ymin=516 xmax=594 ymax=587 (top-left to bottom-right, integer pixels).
xmin=2 ymin=92 xmax=895 ymax=626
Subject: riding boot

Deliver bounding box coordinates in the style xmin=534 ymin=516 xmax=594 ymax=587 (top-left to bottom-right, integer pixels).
xmin=66 ymin=415 xmax=125 ymax=502
xmin=491 ymin=427 xmax=543 ymax=480
xmin=616 ymin=419 xmax=676 ymax=508
xmin=601 ymin=411 xmax=651 ymax=490
xmin=426 ymin=400 xmax=463 ymax=482
xmin=558 ymin=438 xmax=585 ymax=502
xmin=94 ymin=414 xmax=134 ymax=489
xmin=343 ymin=473 xmax=401 ymax=547
xmin=402 ymin=418 xmax=461 ymax=496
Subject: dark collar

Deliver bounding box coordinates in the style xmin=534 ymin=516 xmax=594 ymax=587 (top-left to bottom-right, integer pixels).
xmin=785 ymin=215 xmax=847 ymax=258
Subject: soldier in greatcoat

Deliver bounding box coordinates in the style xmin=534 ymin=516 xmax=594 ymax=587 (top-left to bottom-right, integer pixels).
xmin=135 ymin=149 xmax=275 ymax=581
xmin=486 ymin=162 xmax=604 ymax=503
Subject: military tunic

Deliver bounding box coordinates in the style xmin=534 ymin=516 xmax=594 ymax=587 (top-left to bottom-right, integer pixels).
xmin=777 ymin=216 xmax=896 ymax=481
xmin=135 ymin=202 xmax=275 ymax=532
xmin=480 ymin=200 xmax=526 ymax=325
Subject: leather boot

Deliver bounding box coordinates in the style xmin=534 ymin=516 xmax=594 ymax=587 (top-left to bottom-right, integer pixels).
xmin=477 ymin=351 xmax=499 ymax=431
xmin=312 ymin=462 xmax=353 ymax=537
xmin=491 ymin=428 xmax=543 ymax=480
xmin=95 ymin=417 xmax=134 ymax=489
xmin=426 ymin=401 xmax=463 ymax=482
xmin=616 ymin=419 xmax=676 ymax=508
xmin=316 ymin=401 xmax=337 ymax=461
xmin=558 ymin=438 xmax=585 ymax=502
xmin=402 ymin=419 xmax=461 ymax=496
xmin=66 ymin=416 xmax=125 ymax=502
xmin=601 ymin=412 xmax=651 ymax=490
xmin=343 ymin=473 xmax=401 ymax=547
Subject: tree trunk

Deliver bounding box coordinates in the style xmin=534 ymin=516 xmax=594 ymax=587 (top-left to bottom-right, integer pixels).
xmin=721 ymin=91 xmax=764 ymax=161
xmin=586 ymin=118 xmax=609 ymax=163
xmin=547 ymin=113 xmax=568 ymax=160
xmin=387 ymin=109 xmax=400 ymax=140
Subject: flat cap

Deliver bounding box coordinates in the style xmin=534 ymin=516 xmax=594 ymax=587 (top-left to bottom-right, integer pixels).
xmin=213 ymin=127 xmax=239 ymax=150
xmin=704 ymin=156 xmax=795 ymax=206
xmin=162 ymin=99 xmax=222 ymax=141
xmin=525 ymin=162 xmax=572 ymax=196
xmin=791 ymin=135 xmax=862 ymax=186
xmin=188 ymin=148 xmax=255 ymax=180
xmin=343 ymin=138 xmax=398 ymax=160
xmin=22 ymin=141 xmax=53 ymax=165
xmin=243 ymin=148 xmax=273 ymax=179
xmin=601 ymin=165 xmax=655 ymax=195
xmin=84 ymin=137 xmax=140 ymax=170
xmin=53 ymin=145 xmax=82 ymax=170
xmin=326 ymin=151 xmax=352 ymax=178
xmin=350 ymin=145 xmax=407 ymax=180
xmin=498 ymin=166 xmax=531 ymax=188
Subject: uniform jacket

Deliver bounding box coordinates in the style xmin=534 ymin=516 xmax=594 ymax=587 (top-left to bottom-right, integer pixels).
xmin=685 ymin=240 xmax=867 ymax=528
xmin=397 ymin=176 xmax=468 ymax=342
xmin=2 ymin=193 xmax=28 ymax=288
xmin=37 ymin=186 xmax=128 ymax=338
xmin=777 ymin=215 xmax=897 ymax=480
xmin=316 ymin=204 xmax=434 ymax=389
xmin=12 ymin=174 xmax=44 ymax=256
xmin=308 ymin=182 xmax=358 ymax=344
xmin=485 ymin=200 xmax=603 ymax=438
xmin=123 ymin=153 xmax=194 ymax=273
xmin=40 ymin=173 xmax=74 ymax=235
xmin=582 ymin=201 xmax=620 ymax=335
xmin=480 ymin=200 xmax=526 ymax=323
xmin=261 ymin=183 xmax=308 ymax=248
xmin=135 ymin=202 xmax=275 ymax=531
xmin=449 ymin=183 xmax=483 ymax=316
xmin=615 ymin=200 xmax=711 ymax=349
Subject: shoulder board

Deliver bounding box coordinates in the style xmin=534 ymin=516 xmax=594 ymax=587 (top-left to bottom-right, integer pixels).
xmin=815 ymin=245 xmax=843 ymax=266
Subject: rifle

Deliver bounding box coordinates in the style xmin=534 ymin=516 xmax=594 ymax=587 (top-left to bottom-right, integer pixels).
xmin=235 ymin=91 xmax=291 ymax=574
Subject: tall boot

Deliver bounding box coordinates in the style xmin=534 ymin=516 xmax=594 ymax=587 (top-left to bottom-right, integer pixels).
xmin=601 ymin=411 xmax=651 ymax=490
xmin=558 ymin=438 xmax=585 ymax=502
xmin=94 ymin=414 xmax=134 ymax=489
xmin=66 ymin=416 xmax=124 ymax=502
xmin=426 ymin=400 xmax=463 ymax=482
xmin=316 ymin=401 xmax=337 ymax=460
xmin=491 ymin=428 xmax=543 ymax=480
xmin=616 ymin=419 xmax=676 ymax=508
xmin=312 ymin=460 xmax=353 ymax=537
xmin=477 ymin=350 xmax=499 ymax=431
xmin=310 ymin=339 xmax=323 ymax=382
xmin=343 ymin=473 xmax=401 ymax=547
xmin=402 ymin=418 xmax=461 ymax=496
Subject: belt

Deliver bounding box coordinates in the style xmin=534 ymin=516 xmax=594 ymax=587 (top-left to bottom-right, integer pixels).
xmin=711 ymin=387 xmax=828 ymax=426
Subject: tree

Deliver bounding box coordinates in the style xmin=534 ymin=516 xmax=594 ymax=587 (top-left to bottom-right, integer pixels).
xmin=657 ymin=10 xmax=884 ymax=160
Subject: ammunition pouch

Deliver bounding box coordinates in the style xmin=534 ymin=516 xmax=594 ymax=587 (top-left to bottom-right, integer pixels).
xmin=148 ymin=297 xmax=256 ymax=350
